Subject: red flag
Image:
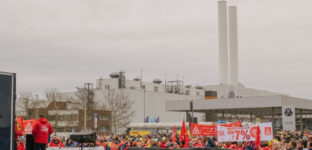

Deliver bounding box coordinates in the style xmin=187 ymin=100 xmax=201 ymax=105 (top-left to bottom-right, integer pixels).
xmin=172 ymin=125 xmax=176 ymax=143
xmin=179 ymin=120 xmax=188 ymax=148
xmin=16 ymin=116 xmax=24 ymax=134
xmin=255 ymin=125 xmax=261 ymax=149
xmin=184 ymin=129 xmax=189 ymax=148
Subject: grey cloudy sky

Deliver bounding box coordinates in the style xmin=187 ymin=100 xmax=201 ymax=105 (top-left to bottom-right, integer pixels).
xmin=1 ymin=0 xmax=312 ymax=99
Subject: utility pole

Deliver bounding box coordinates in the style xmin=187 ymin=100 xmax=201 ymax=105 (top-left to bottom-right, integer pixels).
xmin=164 ymin=74 xmax=167 ymax=92
xmin=143 ymin=90 xmax=146 ymax=121
xmin=84 ymin=95 xmax=87 ymax=132
xmin=190 ymin=101 xmax=194 ymax=123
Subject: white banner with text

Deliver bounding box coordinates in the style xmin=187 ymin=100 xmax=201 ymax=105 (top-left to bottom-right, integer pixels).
xmin=217 ymin=122 xmax=273 ymax=142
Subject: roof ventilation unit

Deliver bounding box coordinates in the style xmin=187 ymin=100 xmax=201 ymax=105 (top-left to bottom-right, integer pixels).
xmin=109 ymin=72 xmax=120 ymax=78
xmin=153 ymin=79 xmax=162 ymax=84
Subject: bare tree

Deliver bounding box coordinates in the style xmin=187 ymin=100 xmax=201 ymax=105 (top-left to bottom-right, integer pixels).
xmin=104 ymin=89 xmax=135 ymax=135
xmin=45 ymin=88 xmax=62 ymax=134
xmin=16 ymin=92 xmax=33 ymax=119
xmin=75 ymin=87 xmax=89 ymax=132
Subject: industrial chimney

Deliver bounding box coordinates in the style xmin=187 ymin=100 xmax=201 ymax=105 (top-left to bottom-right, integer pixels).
xmin=229 ymin=6 xmax=239 ymax=85
xmin=218 ymin=0 xmax=229 ymax=85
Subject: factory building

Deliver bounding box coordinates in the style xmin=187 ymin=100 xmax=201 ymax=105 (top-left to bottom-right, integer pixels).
xmin=165 ymin=0 xmax=312 ymax=132
xmin=58 ymin=0 xmax=312 ymax=133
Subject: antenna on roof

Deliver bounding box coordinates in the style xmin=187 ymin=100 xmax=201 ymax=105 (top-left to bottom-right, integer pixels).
xmin=164 ymin=73 xmax=167 ymax=92
xmin=140 ymin=69 xmax=143 ymax=88
xmin=182 ymin=76 xmax=184 ymax=93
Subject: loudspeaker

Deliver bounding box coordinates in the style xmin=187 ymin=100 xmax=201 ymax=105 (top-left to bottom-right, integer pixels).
xmin=26 ymin=134 xmax=35 ymax=150
xmin=0 ymin=72 xmax=16 ymax=150
xmin=70 ymin=132 xmax=96 ymax=143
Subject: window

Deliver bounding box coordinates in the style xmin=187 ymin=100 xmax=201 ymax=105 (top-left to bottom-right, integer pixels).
xmin=88 ymin=115 xmax=92 ymax=121
xmin=100 ymin=115 xmax=109 ymax=121
xmin=141 ymin=85 xmax=146 ymax=89
xmin=100 ymin=126 xmax=109 ymax=132
xmin=28 ymin=111 xmax=32 ymax=118
xmin=186 ymin=90 xmax=190 ymax=95
xmin=105 ymin=85 xmax=110 ymax=90
xmin=154 ymin=86 xmax=158 ymax=92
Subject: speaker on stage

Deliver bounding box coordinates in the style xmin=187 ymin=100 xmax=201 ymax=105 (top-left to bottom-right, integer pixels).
xmin=26 ymin=134 xmax=35 ymax=150
xmin=70 ymin=132 xmax=96 ymax=143
xmin=0 ymin=72 xmax=16 ymax=150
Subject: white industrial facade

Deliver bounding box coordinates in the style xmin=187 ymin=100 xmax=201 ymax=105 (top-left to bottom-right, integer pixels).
xmin=58 ymin=73 xmax=293 ymax=133
xmin=165 ymin=95 xmax=312 ymax=131
xmin=58 ymin=0 xmax=312 ymax=134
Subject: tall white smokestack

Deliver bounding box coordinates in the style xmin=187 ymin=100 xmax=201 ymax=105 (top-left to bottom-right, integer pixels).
xmin=218 ymin=0 xmax=229 ymax=84
xmin=229 ymin=6 xmax=239 ymax=85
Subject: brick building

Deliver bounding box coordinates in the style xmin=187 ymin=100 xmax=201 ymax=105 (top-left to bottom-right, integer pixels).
xmin=27 ymin=101 xmax=111 ymax=135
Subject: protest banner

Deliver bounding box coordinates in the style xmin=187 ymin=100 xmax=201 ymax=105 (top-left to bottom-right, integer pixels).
xmin=190 ymin=121 xmax=241 ymax=136
xmin=217 ymin=122 xmax=273 ymax=142
xmin=190 ymin=123 xmax=217 ymax=136
xmin=47 ymin=147 xmax=104 ymax=150
xmin=129 ymin=130 xmax=150 ymax=136
xmin=23 ymin=119 xmax=37 ymax=134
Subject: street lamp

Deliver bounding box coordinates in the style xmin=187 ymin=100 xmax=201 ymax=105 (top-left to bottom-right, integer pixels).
xmin=84 ymin=95 xmax=87 ymax=132
xmin=143 ymin=89 xmax=146 ymax=122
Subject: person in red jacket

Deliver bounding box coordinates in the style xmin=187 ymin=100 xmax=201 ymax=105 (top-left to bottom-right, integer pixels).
xmin=32 ymin=115 xmax=53 ymax=150
xmin=17 ymin=136 xmax=26 ymax=150
xmin=48 ymin=136 xmax=64 ymax=147
xmin=15 ymin=120 xmax=24 ymax=150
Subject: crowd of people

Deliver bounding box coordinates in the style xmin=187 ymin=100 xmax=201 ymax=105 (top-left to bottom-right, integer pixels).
xmin=16 ymin=130 xmax=312 ymax=150
xmin=15 ymin=115 xmax=312 ymax=150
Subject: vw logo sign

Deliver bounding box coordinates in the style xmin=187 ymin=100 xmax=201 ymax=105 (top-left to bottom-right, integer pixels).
xmin=228 ymin=91 xmax=235 ymax=98
xmin=284 ymin=108 xmax=293 ymax=117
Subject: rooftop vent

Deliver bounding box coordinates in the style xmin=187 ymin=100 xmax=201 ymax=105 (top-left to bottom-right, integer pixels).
xmin=109 ymin=72 xmax=120 ymax=78
xmin=195 ymin=86 xmax=203 ymax=90
xmin=185 ymin=85 xmax=192 ymax=88
xmin=133 ymin=77 xmax=140 ymax=81
xmin=153 ymin=79 xmax=162 ymax=84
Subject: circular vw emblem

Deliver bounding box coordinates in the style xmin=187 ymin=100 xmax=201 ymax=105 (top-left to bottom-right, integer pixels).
xmin=284 ymin=108 xmax=293 ymax=117
xmin=228 ymin=91 xmax=235 ymax=98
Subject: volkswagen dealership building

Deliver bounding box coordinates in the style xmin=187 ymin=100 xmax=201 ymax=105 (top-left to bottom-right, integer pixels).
xmin=165 ymin=95 xmax=312 ymax=131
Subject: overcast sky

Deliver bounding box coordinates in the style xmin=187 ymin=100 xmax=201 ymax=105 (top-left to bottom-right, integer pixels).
xmin=1 ymin=0 xmax=312 ymax=99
